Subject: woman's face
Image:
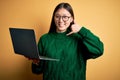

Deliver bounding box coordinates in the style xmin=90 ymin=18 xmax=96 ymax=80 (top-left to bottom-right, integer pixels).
xmin=54 ymin=8 xmax=73 ymax=33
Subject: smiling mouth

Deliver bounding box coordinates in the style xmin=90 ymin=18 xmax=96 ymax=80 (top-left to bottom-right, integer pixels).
xmin=58 ymin=23 xmax=65 ymax=26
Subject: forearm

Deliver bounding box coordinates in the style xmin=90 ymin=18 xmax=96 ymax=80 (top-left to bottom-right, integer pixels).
xmin=78 ymin=27 xmax=104 ymax=59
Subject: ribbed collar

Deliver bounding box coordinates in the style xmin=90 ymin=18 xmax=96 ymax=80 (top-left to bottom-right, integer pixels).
xmin=52 ymin=30 xmax=69 ymax=39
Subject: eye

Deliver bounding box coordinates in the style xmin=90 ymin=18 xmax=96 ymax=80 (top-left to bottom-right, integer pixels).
xmin=55 ymin=15 xmax=59 ymax=18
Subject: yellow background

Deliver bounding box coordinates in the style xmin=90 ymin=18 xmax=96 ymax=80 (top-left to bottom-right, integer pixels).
xmin=0 ymin=0 xmax=120 ymax=80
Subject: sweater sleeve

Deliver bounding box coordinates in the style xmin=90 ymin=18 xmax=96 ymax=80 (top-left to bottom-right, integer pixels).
xmin=31 ymin=37 xmax=44 ymax=74
xmin=78 ymin=27 xmax=104 ymax=59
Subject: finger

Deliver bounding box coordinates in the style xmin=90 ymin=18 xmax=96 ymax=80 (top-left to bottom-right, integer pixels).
xmin=66 ymin=31 xmax=74 ymax=36
xmin=33 ymin=59 xmax=40 ymax=64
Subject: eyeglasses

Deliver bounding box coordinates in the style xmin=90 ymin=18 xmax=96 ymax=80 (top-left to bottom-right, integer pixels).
xmin=54 ymin=15 xmax=71 ymax=21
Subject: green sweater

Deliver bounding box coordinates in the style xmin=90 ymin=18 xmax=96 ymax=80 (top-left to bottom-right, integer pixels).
xmin=32 ymin=27 xmax=104 ymax=80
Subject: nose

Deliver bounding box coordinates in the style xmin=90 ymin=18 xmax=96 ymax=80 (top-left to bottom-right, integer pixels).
xmin=59 ymin=17 xmax=64 ymax=22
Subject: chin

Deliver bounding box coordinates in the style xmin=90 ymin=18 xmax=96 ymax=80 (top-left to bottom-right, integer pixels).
xmin=58 ymin=27 xmax=66 ymax=30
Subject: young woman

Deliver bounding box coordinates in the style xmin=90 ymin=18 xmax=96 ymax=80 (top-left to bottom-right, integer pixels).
xmin=31 ymin=2 xmax=104 ymax=80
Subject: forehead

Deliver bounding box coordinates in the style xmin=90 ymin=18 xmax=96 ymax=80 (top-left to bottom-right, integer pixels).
xmin=55 ymin=8 xmax=71 ymax=16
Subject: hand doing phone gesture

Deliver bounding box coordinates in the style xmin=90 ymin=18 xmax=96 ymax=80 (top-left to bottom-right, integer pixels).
xmin=67 ymin=22 xmax=82 ymax=36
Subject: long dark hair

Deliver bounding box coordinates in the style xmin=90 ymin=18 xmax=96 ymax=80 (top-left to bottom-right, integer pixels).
xmin=48 ymin=2 xmax=74 ymax=33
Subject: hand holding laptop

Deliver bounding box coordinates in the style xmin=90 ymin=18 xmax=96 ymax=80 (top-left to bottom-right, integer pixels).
xmin=26 ymin=56 xmax=40 ymax=65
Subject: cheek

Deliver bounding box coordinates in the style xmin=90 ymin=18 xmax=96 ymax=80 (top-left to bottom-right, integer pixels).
xmin=65 ymin=18 xmax=73 ymax=27
xmin=54 ymin=19 xmax=58 ymax=26
xmin=65 ymin=22 xmax=71 ymax=27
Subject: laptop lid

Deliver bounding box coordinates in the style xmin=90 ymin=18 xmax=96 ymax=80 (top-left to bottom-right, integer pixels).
xmin=9 ymin=28 xmax=39 ymax=59
xmin=9 ymin=28 xmax=60 ymax=61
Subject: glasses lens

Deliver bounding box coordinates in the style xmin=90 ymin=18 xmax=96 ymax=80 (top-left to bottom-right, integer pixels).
xmin=62 ymin=16 xmax=69 ymax=21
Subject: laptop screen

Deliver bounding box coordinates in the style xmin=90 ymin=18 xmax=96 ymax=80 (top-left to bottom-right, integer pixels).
xmin=9 ymin=28 xmax=39 ymax=59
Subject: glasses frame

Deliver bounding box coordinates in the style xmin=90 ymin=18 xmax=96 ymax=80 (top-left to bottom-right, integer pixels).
xmin=54 ymin=15 xmax=71 ymax=22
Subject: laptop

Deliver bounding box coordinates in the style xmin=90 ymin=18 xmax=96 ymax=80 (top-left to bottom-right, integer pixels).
xmin=9 ymin=28 xmax=59 ymax=61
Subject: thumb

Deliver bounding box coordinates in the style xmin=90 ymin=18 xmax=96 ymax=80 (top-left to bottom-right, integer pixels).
xmin=66 ymin=31 xmax=74 ymax=36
